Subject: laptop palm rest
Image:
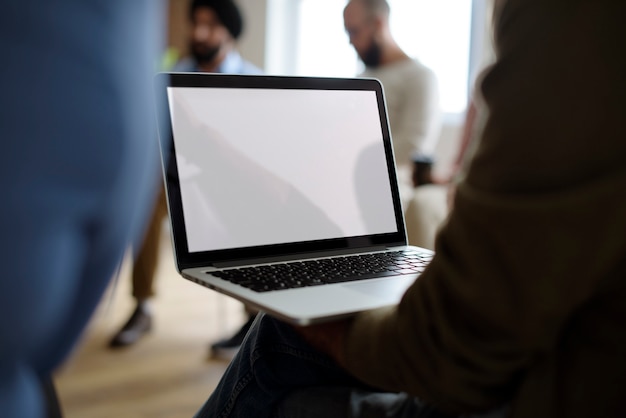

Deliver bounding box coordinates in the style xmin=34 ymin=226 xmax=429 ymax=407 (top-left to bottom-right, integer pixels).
xmin=343 ymin=274 xmax=416 ymax=300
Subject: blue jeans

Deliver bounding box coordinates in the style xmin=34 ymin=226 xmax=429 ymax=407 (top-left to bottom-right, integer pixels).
xmin=195 ymin=314 xmax=508 ymax=418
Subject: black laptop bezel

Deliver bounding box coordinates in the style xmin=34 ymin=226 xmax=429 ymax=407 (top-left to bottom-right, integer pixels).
xmin=154 ymin=72 xmax=408 ymax=270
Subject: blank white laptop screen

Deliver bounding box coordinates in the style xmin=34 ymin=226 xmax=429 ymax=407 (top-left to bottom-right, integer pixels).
xmin=166 ymin=87 xmax=398 ymax=253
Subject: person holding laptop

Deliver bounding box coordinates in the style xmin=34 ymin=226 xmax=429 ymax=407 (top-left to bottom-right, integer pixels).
xmin=193 ymin=0 xmax=626 ymax=416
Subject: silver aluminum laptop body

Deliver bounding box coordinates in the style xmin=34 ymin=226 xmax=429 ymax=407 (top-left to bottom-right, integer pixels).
xmin=154 ymin=72 xmax=432 ymax=325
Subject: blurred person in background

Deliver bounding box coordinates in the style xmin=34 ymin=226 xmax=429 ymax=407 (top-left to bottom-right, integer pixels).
xmin=344 ymin=0 xmax=445 ymax=251
xmin=0 ymin=1 xmax=164 ymax=416
xmin=343 ymin=0 xmax=442 ymax=205
xmin=108 ymin=0 xmax=262 ymax=362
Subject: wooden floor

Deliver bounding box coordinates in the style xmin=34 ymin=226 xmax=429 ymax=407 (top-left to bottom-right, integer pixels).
xmin=54 ymin=227 xmax=246 ymax=418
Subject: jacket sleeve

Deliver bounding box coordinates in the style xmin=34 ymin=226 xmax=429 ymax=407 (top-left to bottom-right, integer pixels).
xmin=343 ymin=0 xmax=626 ymax=413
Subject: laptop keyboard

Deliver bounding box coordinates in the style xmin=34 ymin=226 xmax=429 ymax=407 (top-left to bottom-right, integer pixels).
xmin=209 ymin=250 xmax=433 ymax=293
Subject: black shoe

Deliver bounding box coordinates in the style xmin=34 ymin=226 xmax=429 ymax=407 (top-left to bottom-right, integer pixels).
xmin=108 ymin=303 xmax=152 ymax=348
xmin=209 ymin=315 xmax=256 ymax=361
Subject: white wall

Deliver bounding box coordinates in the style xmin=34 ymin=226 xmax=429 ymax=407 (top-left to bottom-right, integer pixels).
xmin=236 ymin=0 xmax=268 ymax=70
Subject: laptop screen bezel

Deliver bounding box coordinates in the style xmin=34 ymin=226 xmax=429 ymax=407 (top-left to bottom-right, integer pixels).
xmin=154 ymin=72 xmax=408 ymax=270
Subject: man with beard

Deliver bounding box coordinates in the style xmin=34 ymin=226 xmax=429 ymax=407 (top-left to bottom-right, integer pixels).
xmin=343 ymin=0 xmax=442 ymax=201
xmin=174 ymin=0 xmax=262 ymax=74
xmin=109 ymin=0 xmax=262 ymax=360
xmin=343 ymin=0 xmax=447 ymax=252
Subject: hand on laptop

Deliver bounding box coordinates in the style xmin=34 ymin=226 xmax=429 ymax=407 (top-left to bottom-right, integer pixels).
xmin=292 ymin=318 xmax=354 ymax=368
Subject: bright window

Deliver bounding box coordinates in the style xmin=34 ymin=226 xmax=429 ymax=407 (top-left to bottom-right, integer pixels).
xmin=267 ymin=0 xmax=479 ymax=114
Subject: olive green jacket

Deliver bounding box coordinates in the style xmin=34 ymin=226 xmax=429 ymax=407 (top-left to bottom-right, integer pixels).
xmin=344 ymin=0 xmax=626 ymax=416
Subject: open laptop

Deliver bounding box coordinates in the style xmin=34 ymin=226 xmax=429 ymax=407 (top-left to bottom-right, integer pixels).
xmin=154 ymin=72 xmax=433 ymax=325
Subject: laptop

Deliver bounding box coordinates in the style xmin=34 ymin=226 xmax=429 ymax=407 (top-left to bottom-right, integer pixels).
xmin=154 ymin=72 xmax=433 ymax=325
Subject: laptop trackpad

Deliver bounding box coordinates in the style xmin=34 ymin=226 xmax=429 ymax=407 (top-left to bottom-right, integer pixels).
xmin=343 ymin=275 xmax=417 ymax=302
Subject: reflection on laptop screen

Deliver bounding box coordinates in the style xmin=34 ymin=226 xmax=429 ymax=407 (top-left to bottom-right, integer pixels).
xmin=167 ymin=87 xmax=398 ymax=253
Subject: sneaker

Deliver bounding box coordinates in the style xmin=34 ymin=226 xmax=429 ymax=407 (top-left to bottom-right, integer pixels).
xmin=108 ymin=302 xmax=152 ymax=348
xmin=209 ymin=315 xmax=256 ymax=361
